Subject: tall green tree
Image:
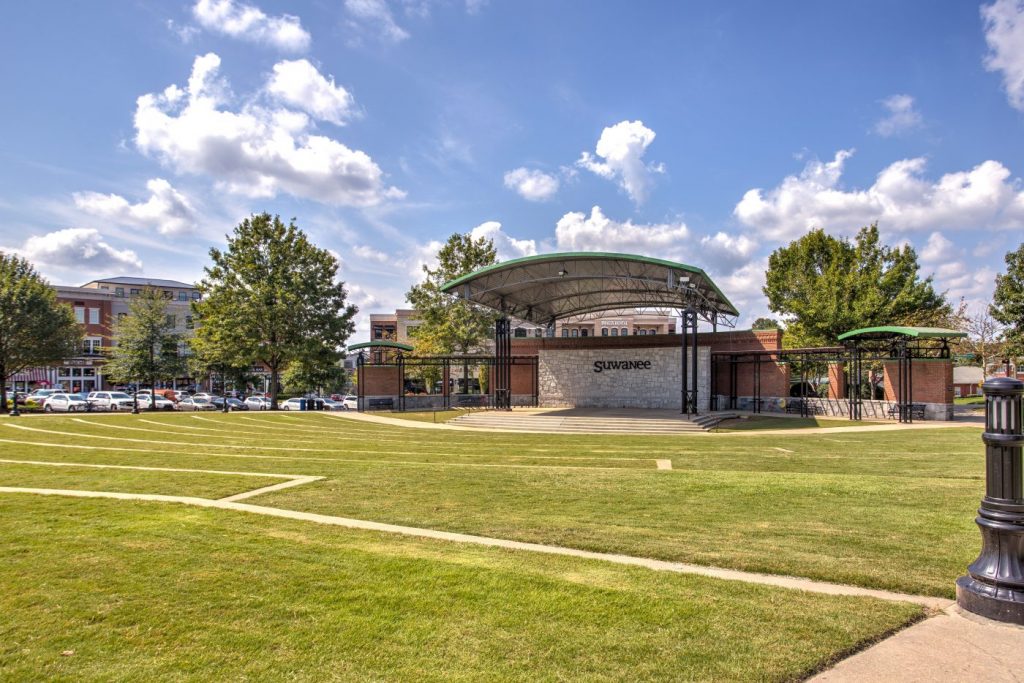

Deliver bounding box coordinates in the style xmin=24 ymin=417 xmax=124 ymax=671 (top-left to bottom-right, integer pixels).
xmin=406 ymin=232 xmax=498 ymax=354
xmin=763 ymin=224 xmax=949 ymax=347
xmin=105 ymin=289 xmax=184 ymax=409
xmin=0 ymin=254 xmax=81 ymax=411
xmin=193 ymin=213 xmax=357 ymax=409
xmin=751 ymin=317 xmax=780 ymax=331
xmin=991 ymin=243 xmax=1024 ymax=360
xmin=282 ymin=347 xmax=346 ymax=396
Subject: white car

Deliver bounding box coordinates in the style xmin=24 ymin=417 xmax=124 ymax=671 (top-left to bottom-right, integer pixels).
xmin=135 ymin=394 xmax=176 ymax=411
xmin=280 ymin=398 xmax=305 ymax=411
xmin=192 ymin=393 xmax=214 ymax=401
xmin=42 ymin=392 xmax=90 ymax=413
xmin=87 ymin=391 xmax=136 ymax=411
xmin=244 ymin=396 xmax=271 ymax=410
xmin=177 ymin=397 xmax=217 ymax=411
xmin=341 ymin=395 xmax=357 ymax=410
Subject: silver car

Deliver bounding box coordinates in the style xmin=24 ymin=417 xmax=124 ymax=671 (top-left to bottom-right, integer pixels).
xmin=42 ymin=392 xmax=90 ymax=413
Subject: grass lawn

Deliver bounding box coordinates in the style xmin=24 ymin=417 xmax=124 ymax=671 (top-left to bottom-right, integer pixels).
xmin=712 ymin=416 xmax=882 ymax=431
xmin=953 ymin=396 xmax=984 ymax=405
xmin=371 ymin=408 xmax=472 ymax=423
xmin=0 ymin=494 xmax=921 ymax=681
xmin=0 ymin=413 xmax=984 ymax=597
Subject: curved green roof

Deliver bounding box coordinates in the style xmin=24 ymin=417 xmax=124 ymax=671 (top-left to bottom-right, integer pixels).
xmin=348 ymin=340 xmax=414 ymax=352
xmin=440 ymin=251 xmax=738 ymax=323
xmin=838 ymin=326 xmax=967 ymax=341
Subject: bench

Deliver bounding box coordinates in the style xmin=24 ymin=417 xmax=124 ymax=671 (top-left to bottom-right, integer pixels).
xmin=453 ymin=394 xmax=489 ymax=407
xmin=367 ymin=398 xmax=394 ymax=410
xmin=785 ymin=400 xmax=821 ymax=416
xmin=888 ymin=403 xmax=926 ymax=420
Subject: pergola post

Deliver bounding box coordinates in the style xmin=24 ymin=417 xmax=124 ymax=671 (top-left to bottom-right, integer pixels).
xmin=680 ymin=307 xmax=698 ymax=415
xmin=494 ymin=316 xmax=511 ymax=410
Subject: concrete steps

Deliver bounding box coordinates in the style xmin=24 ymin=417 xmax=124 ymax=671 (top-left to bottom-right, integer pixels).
xmin=449 ymin=411 xmax=739 ymax=434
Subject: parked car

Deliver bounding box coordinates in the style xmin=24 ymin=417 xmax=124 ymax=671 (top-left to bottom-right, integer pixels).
xmin=320 ymin=398 xmax=346 ymax=411
xmin=177 ymin=397 xmax=217 ymax=411
xmin=87 ymin=391 xmax=136 ymax=411
xmin=341 ymin=395 xmax=358 ymax=410
xmin=42 ymin=392 xmax=90 ymax=413
xmin=191 ymin=393 xmax=215 ymax=402
xmin=244 ymin=396 xmax=271 ymax=410
xmin=280 ymin=398 xmax=305 ymax=411
xmin=211 ymin=397 xmax=248 ymax=411
xmin=134 ymin=394 xmax=176 ymax=411
xmin=25 ymin=389 xmax=60 ymax=406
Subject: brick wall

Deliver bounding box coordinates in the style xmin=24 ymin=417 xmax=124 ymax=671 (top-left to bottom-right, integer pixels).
xmin=882 ymin=360 xmax=953 ymax=404
xmin=360 ymin=366 xmax=401 ymax=396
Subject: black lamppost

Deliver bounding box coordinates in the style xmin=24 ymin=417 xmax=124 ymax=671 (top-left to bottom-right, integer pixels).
xmin=131 ymin=379 xmax=139 ymax=414
xmin=956 ymin=377 xmax=1024 ymax=625
xmin=9 ymin=380 xmax=20 ymax=417
xmin=222 ymin=366 xmax=229 ymax=413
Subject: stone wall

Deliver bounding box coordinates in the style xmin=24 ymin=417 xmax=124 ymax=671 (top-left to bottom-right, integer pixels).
xmin=538 ymin=346 xmax=710 ymax=410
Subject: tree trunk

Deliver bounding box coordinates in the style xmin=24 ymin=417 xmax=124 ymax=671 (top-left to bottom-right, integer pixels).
xmin=270 ymin=366 xmax=279 ymax=410
xmin=149 ymin=373 xmax=157 ymax=411
xmin=0 ymin=362 xmax=7 ymax=413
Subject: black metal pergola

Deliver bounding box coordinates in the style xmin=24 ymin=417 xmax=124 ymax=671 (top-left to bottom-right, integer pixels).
xmin=440 ymin=252 xmax=739 ymax=413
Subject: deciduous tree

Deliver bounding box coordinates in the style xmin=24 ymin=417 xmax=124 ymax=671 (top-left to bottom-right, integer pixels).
xmin=763 ymin=224 xmax=949 ymax=347
xmin=0 ymin=254 xmax=81 ymax=411
xmin=193 ymin=213 xmax=357 ymax=409
xmin=405 ymin=232 xmax=497 ymax=354
xmin=105 ymin=289 xmax=184 ymax=409
xmin=991 ymin=243 xmax=1024 ymax=360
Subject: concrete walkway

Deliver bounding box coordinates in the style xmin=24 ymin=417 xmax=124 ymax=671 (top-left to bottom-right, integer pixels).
xmin=812 ymin=605 xmax=1024 ymax=682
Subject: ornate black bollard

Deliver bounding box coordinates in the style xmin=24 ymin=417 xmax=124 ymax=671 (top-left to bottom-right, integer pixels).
xmin=956 ymin=377 xmax=1024 ymax=624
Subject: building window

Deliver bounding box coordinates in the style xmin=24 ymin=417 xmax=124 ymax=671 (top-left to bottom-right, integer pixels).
xmin=130 ymin=289 xmax=140 ymax=297
xmin=620 ymin=328 xmax=628 ymax=336
xmin=373 ymin=326 xmax=383 ymax=340
xmin=115 ymin=287 xmax=124 ymax=297
xmin=88 ymin=308 xmax=100 ymax=324
xmin=83 ymin=338 xmax=102 ymax=355
xmin=580 ymin=329 xmax=588 ymax=337
xmin=178 ymin=291 xmax=188 ymax=301
xmin=185 ymin=315 xmax=194 ymax=330
xmin=191 ymin=291 xmax=200 ymax=300
xmin=561 ymin=329 xmax=568 ymax=338
xmin=571 ymin=329 xmax=579 ymax=337
xmin=74 ymin=306 xmax=85 ymax=324
xmin=165 ymin=315 xmax=176 ymax=327
xmin=601 ymin=328 xmax=608 ymax=336
xmin=514 ymin=327 xmax=527 ymax=338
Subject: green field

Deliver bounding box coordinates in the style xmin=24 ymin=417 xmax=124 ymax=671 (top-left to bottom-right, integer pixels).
xmin=0 ymin=412 xmax=982 ymax=679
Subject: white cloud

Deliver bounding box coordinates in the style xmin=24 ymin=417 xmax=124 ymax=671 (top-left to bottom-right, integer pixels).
xmin=576 ymin=120 xmax=664 ymax=205
xmin=266 ymin=59 xmax=356 ymax=126
xmin=344 ymin=0 xmax=410 ymax=43
xmin=72 ymin=178 xmax=198 ymax=236
xmin=465 ymin=0 xmax=488 ymax=14
xmin=874 ymin=94 xmax=922 ymax=136
xmin=982 ymin=0 xmax=1024 ymax=111
xmin=470 ymin=221 xmax=537 ymax=260
xmin=503 ymin=167 xmax=559 ymax=202
xmin=715 ymin=258 xmax=771 ymax=328
xmin=698 ymin=231 xmax=758 ymax=274
xmin=352 ymin=244 xmax=391 ymax=263
xmin=9 ymin=228 xmax=142 ymax=273
xmin=555 ymin=206 xmax=688 ymax=258
xmin=134 ymin=53 xmax=404 ymax=207
xmin=918 ymin=231 xmax=996 ymax=303
xmin=192 ymin=0 xmax=310 ymax=52
xmin=734 ymin=149 xmax=1024 ymax=240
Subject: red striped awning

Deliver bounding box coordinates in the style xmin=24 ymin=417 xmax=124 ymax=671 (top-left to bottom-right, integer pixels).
xmin=9 ymin=367 xmax=50 ymax=383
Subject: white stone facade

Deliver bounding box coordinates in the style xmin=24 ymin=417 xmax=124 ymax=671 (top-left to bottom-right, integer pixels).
xmin=538 ymin=346 xmax=710 ymax=410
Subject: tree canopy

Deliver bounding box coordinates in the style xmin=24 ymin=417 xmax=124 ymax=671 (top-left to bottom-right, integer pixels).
xmin=405 ymin=232 xmax=498 ymax=354
xmin=751 ymin=317 xmax=780 ymax=331
xmin=105 ymin=288 xmax=184 ymax=408
xmin=192 ymin=213 xmax=356 ymax=408
xmin=0 ymin=254 xmax=81 ymax=411
xmin=991 ymin=243 xmax=1024 ymax=360
xmin=763 ymin=224 xmax=950 ymax=347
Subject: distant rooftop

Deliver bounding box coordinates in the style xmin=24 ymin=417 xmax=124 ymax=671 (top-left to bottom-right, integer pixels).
xmin=84 ymin=276 xmax=198 ymax=289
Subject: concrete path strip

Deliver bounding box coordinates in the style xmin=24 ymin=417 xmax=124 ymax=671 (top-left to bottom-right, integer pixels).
xmin=0 ymin=486 xmax=949 ymax=610
xmin=811 ymin=605 xmax=1024 ymax=682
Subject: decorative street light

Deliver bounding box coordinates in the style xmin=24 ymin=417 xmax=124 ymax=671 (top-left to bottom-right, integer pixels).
xmin=956 ymin=377 xmax=1024 ymax=625
xmin=9 ymin=380 xmax=20 ymax=417
xmin=131 ymin=380 xmax=139 ymax=414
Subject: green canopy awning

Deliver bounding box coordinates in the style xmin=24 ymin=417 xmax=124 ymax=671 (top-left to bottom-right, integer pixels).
xmin=348 ymin=341 xmax=415 ymax=352
xmin=837 ymin=326 xmax=967 ymax=342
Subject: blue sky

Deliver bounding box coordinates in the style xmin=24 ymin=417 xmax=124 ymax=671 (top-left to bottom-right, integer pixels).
xmin=2 ymin=0 xmax=1023 ymax=334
